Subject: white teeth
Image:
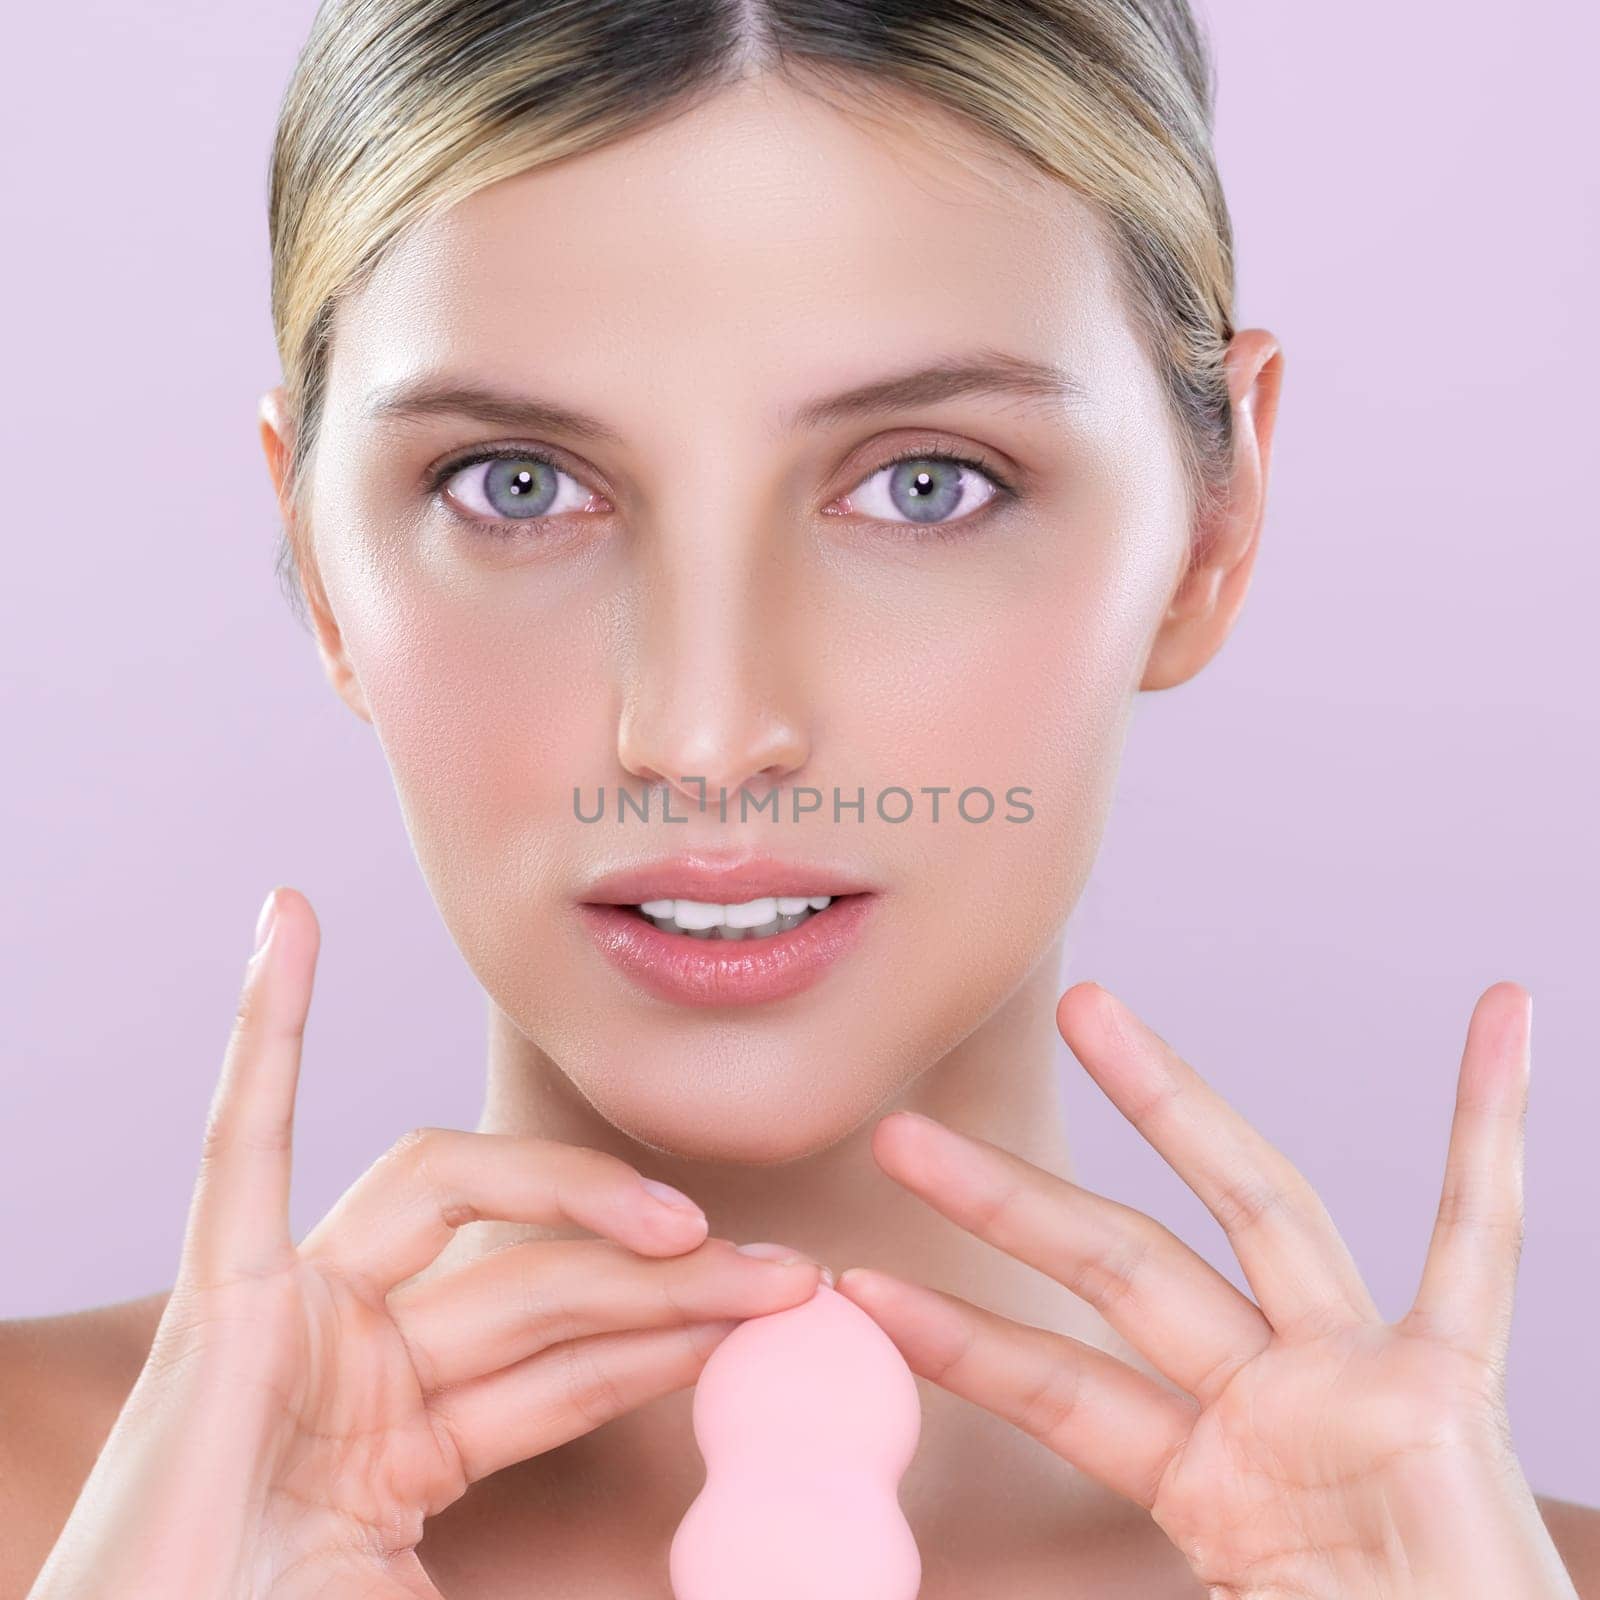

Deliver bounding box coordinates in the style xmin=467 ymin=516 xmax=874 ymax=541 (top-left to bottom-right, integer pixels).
xmin=724 ymin=897 xmax=778 ymax=928
xmin=637 ymin=893 xmax=838 ymax=939
xmin=671 ymin=899 xmax=725 ymax=930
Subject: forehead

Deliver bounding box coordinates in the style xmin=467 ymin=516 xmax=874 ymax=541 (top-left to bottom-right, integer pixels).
xmin=326 ymin=72 xmax=1133 ymax=429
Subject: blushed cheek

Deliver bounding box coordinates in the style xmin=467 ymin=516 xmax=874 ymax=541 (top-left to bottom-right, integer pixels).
xmin=901 ymin=591 xmax=1137 ymax=930
xmin=874 ymin=495 xmax=1178 ymax=965
xmin=329 ymin=551 xmax=610 ymax=912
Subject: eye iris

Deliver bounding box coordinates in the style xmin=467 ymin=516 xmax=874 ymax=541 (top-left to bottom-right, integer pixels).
xmin=484 ymin=457 xmax=557 ymax=519
xmin=889 ymin=458 xmax=963 ymax=523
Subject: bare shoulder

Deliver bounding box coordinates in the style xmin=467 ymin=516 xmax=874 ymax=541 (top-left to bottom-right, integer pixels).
xmin=0 ymin=1290 xmax=171 ymax=1597
xmin=1538 ymin=1493 xmax=1600 ymax=1596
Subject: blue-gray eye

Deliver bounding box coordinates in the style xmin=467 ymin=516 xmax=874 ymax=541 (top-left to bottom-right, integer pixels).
xmin=848 ymin=454 xmax=1002 ymax=527
xmin=484 ymin=459 xmax=557 ymax=517
xmin=440 ymin=452 xmax=592 ymax=523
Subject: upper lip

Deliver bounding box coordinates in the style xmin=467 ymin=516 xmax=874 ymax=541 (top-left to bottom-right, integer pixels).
xmin=580 ymin=851 xmax=875 ymax=906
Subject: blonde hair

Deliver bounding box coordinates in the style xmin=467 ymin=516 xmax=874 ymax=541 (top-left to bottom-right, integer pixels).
xmin=268 ymin=0 xmax=1236 ymax=621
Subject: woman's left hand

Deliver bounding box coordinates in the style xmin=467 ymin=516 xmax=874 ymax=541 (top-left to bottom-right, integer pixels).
xmin=835 ymin=980 xmax=1580 ymax=1599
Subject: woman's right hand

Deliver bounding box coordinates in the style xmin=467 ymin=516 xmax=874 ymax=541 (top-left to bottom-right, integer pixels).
xmin=26 ymin=886 xmax=827 ymax=1600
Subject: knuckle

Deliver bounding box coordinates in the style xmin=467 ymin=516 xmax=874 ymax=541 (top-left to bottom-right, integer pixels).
xmin=387 ymin=1125 xmax=454 ymax=1188
xmin=642 ymin=1256 xmax=696 ymax=1327
xmin=230 ymin=974 xmax=305 ymax=1048
xmin=389 ymin=1125 xmax=446 ymax=1164
xmin=418 ymin=1406 xmax=472 ymax=1506
xmin=201 ymin=1106 xmax=292 ymax=1165
xmin=514 ymin=1266 xmax=580 ymax=1348
xmin=1435 ymin=1182 xmax=1526 ymax=1246
xmin=388 ymin=1314 xmax=444 ymax=1398
xmin=920 ymin=1301 xmax=980 ymax=1387
xmin=964 ymin=1174 xmax=1029 ymax=1239
xmin=387 ymin=1126 xmax=480 ymax=1228
xmin=1209 ymin=1173 xmax=1287 ymax=1237
xmin=232 ymin=978 xmax=263 ymax=1034
xmin=1282 ymin=1298 xmax=1362 ymax=1344
xmin=1063 ymin=1233 xmax=1151 ymax=1320
xmin=558 ymin=1335 xmax=626 ymax=1428
xmin=199 ymin=1108 xmax=233 ymax=1166
xmin=1013 ymin=1358 xmax=1083 ymax=1446
xmin=1125 ymin=1070 xmax=1183 ymax=1128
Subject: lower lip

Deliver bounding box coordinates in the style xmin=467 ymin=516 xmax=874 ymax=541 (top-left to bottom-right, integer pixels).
xmin=577 ymin=895 xmax=876 ymax=1007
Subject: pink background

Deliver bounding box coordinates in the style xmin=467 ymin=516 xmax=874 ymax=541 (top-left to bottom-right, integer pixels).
xmin=1 ymin=2 xmax=1594 ymax=1502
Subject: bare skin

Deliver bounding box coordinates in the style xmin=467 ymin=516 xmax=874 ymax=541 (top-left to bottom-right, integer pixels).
xmin=3 ymin=1277 xmax=1595 ymax=1596
xmin=4 ymin=68 xmax=1596 ymax=1599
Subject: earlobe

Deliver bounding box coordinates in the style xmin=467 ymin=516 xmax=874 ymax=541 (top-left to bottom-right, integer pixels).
xmin=256 ymin=385 xmax=375 ymax=728
xmin=1139 ymin=329 xmax=1284 ymax=693
xmin=300 ymin=552 xmax=376 ymax=729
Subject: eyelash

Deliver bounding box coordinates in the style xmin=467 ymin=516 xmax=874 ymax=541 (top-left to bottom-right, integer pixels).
xmin=424 ymin=441 xmax=1020 ymax=539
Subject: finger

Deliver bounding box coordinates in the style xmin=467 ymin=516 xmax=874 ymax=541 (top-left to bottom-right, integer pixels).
xmin=432 ymin=1317 xmax=745 ymax=1484
xmin=867 ymin=1112 xmax=1272 ymax=1405
xmin=181 ymin=887 xmax=315 ymax=1286
xmin=1408 ymin=981 xmax=1532 ymax=1366
xmin=834 ymin=1267 xmax=1194 ymax=1511
xmin=1057 ymin=982 xmax=1381 ymax=1337
xmin=298 ymin=1128 xmax=714 ymax=1297
xmin=389 ymin=1236 xmax=826 ymax=1392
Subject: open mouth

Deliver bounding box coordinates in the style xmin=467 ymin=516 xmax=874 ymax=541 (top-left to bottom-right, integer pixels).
xmin=625 ymin=893 xmax=841 ymax=940
xmin=575 ymin=855 xmax=878 ymax=1005
xmin=577 ymin=889 xmax=876 ymax=1005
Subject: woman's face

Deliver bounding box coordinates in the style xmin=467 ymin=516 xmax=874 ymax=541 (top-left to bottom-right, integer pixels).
xmin=279 ymin=73 xmax=1236 ymax=1161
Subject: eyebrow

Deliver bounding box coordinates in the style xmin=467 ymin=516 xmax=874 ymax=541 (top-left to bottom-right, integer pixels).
xmin=360 ymin=348 xmax=1089 ymax=443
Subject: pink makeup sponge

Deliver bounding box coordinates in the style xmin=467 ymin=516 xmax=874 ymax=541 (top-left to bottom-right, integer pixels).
xmin=669 ymin=1281 xmax=923 ymax=1600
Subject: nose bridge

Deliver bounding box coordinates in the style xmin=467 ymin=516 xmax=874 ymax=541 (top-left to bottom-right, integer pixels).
xmin=616 ymin=505 xmax=810 ymax=803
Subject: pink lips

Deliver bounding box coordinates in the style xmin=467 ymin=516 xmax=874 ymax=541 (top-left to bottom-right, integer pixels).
xmin=577 ymin=852 xmax=877 ymax=1006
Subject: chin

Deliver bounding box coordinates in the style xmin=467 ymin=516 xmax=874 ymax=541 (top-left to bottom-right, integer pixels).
xmin=569 ymin=1038 xmax=897 ymax=1166
xmin=609 ymin=1112 xmax=849 ymax=1166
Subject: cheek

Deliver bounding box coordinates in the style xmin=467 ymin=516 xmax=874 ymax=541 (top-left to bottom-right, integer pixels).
xmin=331 ymin=553 xmax=607 ymax=907
xmin=946 ymin=595 xmax=1133 ymax=938
xmin=840 ymin=515 xmax=1168 ymax=855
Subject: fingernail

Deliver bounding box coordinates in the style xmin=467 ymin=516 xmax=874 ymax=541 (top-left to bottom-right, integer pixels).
xmin=639 ymin=1177 xmax=704 ymax=1217
xmin=252 ymin=889 xmax=279 ymax=956
xmin=736 ymin=1241 xmax=819 ymax=1271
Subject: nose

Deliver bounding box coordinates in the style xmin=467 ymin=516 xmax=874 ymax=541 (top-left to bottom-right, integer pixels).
xmin=615 ymin=539 xmax=811 ymax=814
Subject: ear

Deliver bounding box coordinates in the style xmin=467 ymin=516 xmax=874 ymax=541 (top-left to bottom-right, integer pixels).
xmin=257 ymin=386 xmax=373 ymax=726
xmin=1140 ymin=329 xmax=1285 ymax=691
